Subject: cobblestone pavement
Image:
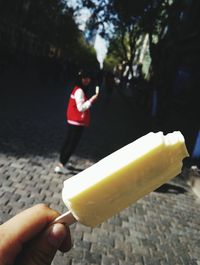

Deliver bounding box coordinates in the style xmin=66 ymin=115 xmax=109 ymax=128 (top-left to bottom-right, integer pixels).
xmin=0 ymin=70 xmax=200 ymax=265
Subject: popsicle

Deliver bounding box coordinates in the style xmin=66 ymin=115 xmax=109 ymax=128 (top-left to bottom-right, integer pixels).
xmin=55 ymin=131 xmax=188 ymax=227
xmin=95 ymin=86 xmax=99 ymax=94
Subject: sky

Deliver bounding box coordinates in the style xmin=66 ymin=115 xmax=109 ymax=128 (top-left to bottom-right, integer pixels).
xmin=66 ymin=0 xmax=108 ymax=68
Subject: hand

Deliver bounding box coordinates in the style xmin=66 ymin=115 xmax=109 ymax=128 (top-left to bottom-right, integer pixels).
xmin=90 ymin=93 xmax=98 ymax=104
xmin=0 ymin=204 xmax=72 ymax=265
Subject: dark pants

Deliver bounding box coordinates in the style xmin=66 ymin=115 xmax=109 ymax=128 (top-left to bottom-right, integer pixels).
xmin=60 ymin=124 xmax=84 ymax=165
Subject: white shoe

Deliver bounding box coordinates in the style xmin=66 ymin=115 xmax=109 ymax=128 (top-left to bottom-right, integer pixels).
xmin=54 ymin=165 xmax=68 ymax=174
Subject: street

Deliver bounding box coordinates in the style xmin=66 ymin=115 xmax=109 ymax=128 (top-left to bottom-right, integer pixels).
xmin=0 ymin=69 xmax=200 ymax=265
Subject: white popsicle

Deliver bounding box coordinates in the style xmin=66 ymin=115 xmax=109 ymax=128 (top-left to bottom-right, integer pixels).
xmin=58 ymin=131 xmax=188 ymax=227
xmin=95 ymin=86 xmax=99 ymax=94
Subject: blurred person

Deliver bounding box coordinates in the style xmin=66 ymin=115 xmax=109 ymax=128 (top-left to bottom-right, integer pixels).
xmin=54 ymin=70 xmax=98 ymax=174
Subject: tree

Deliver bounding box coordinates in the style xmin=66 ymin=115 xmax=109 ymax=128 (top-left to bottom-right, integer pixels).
xmin=0 ymin=0 xmax=79 ymax=47
xmin=75 ymin=0 xmax=176 ymax=80
xmin=0 ymin=0 xmax=99 ymax=71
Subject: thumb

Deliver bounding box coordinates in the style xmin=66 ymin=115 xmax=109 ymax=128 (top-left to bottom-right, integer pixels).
xmin=19 ymin=223 xmax=71 ymax=265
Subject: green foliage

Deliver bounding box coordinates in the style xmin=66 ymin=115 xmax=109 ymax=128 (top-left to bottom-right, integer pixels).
xmin=70 ymin=34 xmax=99 ymax=69
xmin=0 ymin=0 xmax=98 ymax=70
xmin=76 ymin=0 xmax=180 ymax=78
xmin=0 ymin=0 xmax=78 ymax=46
xmin=104 ymin=53 xmax=120 ymax=72
xmin=104 ymin=35 xmax=124 ymax=70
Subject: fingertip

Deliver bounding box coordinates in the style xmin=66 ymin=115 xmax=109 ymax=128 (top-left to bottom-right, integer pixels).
xmin=47 ymin=223 xmax=68 ymax=249
xmin=59 ymin=226 xmax=72 ymax=252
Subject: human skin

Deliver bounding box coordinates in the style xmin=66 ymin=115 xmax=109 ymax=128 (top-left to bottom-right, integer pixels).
xmin=0 ymin=204 xmax=72 ymax=265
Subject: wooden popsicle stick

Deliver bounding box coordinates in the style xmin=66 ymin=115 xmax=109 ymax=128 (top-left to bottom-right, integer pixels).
xmin=52 ymin=211 xmax=77 ymax=226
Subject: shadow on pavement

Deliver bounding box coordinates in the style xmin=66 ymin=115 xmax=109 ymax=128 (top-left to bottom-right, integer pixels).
xmin=154 ymin=183 xmax=187 ymax=194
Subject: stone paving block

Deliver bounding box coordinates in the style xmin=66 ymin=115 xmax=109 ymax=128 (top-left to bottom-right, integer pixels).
xmin=114 ymin=240 xmax=132 ymax=253
xmin=101 ymin=254 xmax=120 ymax=265
xmin=1 ymin=186 xmax=16 ymax=195
xmin=0 ymin=189 xmax=5 ymax=198
xmin=90 ymin=243 xmax=108 ymax=256
xmin=119 ymin=261 xmax=143 ymax=265
xmin=74 ymin=239 xmax=91 ymax=250
xmin=125 ymin=254 xmax=145 ymax=264
xmin=114 ymin=225 xmax=130 ymax=237
xmin=75 ymin=224 xmax=92 ymax=234
xmin=101 ymin=222 xmax=115 ymax=232
xmin=53 ymin=253 xmax=72 ymax=265
xmin=112 ymin=231 xmax=125 ymax=242
xmin=10 ymin=162 xmax=24 ymax=169
xmin=71 ymin=259 xmax=89 ymax=265
xmin=0 ymin=194 xmax=10 ymax=206
xmin=107 ymin=215 xmax=122 ymax=226
xmin=142 ymin=256 xmax=163 ymax=265
xmin=83 ymin=232 xmax=98 ymax=243
xmin=95 ymin=234 xmax=115 ymax=248
xmin=84 ymin=250 xmax=97 ymax=263
xmin=0 ymin=203 xmax=13 ymax=223
xmin=108 ymin=248 xmax=125 ymax=261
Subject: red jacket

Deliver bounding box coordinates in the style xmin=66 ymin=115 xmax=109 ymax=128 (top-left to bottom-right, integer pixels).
xmin=67 ymin=86 xmax=90 ymax=127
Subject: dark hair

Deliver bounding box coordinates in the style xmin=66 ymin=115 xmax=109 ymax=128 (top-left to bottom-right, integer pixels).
xmin=78 ymin=69 xmax=91 ymax=79
xmin=75 ymin=69 xmax=91 ymax=87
